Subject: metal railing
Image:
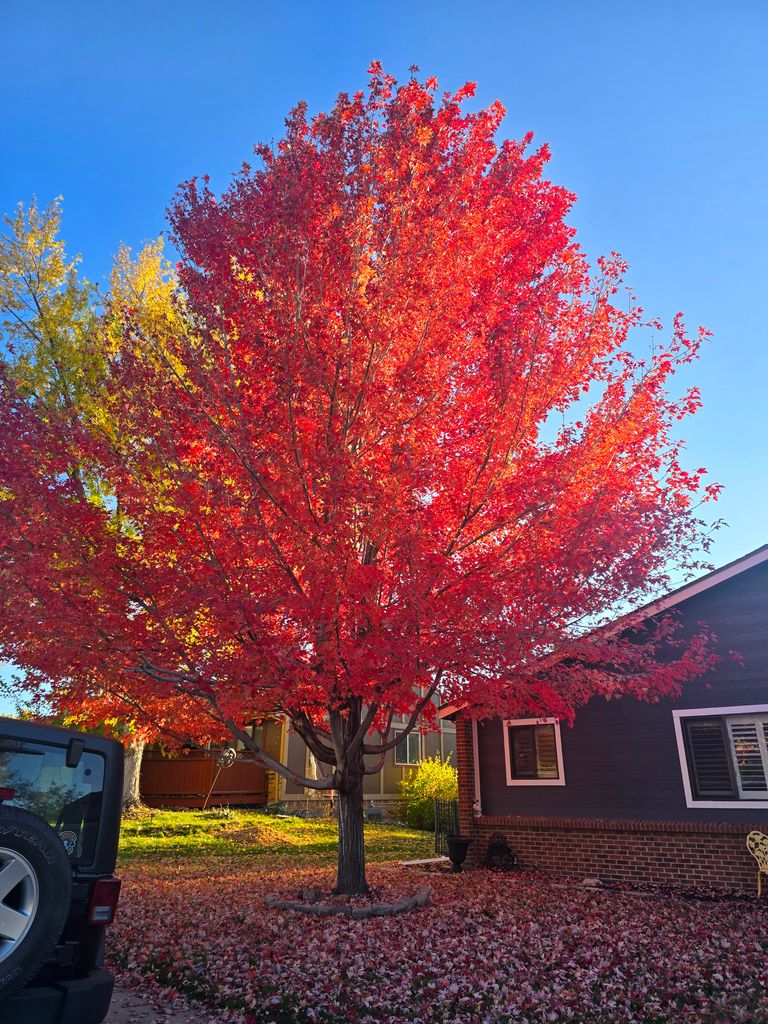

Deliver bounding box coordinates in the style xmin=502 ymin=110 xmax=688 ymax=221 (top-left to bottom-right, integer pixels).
xmin=434 ymin=797 xmax=459 ymax=855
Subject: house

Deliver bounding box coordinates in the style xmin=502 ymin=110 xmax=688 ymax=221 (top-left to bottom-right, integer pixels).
xmin=140 ymin=704 xmax=456 ymax=811
xmin=248 ymin=709 xmax=457 ymax=812
xmin=442 ymin=545 xmax=768 ymax=888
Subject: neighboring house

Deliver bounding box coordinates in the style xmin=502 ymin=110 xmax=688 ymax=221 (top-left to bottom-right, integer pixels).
xmin=140 ymin=703 xmax=456 ymax=811
xmin=255 ymin=707 xmax=456 ymax=812
xmin=443 ymin=545 xmax=768 ymax=888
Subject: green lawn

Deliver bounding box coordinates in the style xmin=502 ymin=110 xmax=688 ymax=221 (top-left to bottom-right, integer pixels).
xmin=118 ymin=806 xmax=436 ymax=865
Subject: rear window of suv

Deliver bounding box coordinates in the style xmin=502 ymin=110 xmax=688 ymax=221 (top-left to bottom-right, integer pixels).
xmin=0 ymin=738 xmax=105 ymax=864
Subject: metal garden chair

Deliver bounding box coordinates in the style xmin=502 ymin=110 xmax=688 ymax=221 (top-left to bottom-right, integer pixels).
xmin=746 ymin=830 xmax=768 ymax=896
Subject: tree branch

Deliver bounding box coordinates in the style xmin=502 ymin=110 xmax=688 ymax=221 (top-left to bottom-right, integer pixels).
xmin=222 ymin=715 xmax=334 ymax=790
xmin=131 ymin=661 xmax=333 ymax=789
xmin=362 ymin=671 xmax=442 ymax=754
xmin=287 ymin=708 xmax=337 ymax=764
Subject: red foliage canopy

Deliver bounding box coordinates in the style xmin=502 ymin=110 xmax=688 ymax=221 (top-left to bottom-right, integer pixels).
xmin=0 ymin=65 xmax=719 ymax=763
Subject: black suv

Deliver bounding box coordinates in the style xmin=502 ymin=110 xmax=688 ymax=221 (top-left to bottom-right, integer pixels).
xmin=0 ymin=717 xmax=123 ymax=1024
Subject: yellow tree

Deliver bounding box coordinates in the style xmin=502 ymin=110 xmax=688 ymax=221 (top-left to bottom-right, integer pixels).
xmin=0 ymin=200 xmax=223 ymax=806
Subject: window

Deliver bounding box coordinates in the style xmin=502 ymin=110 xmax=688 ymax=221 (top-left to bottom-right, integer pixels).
xmin=394 ymin=730 xmax=420 ymax=766
xmin=673 ymin=706 xmax=768 ymax=808
xmin=503 ymin=718 xmax=565 ymax=786
xmin=0 ymin=737 xmax=105 ymax=864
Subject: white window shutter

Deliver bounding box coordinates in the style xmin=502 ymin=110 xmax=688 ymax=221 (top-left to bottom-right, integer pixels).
xmin=727 ymin=718 xmax=768 ymax=797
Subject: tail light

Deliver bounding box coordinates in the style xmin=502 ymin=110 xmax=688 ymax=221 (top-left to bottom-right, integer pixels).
xmin=0 ymin=788 xmax=15 ymax=802
xmin=88 ymin=877 xmax=122 ymax=926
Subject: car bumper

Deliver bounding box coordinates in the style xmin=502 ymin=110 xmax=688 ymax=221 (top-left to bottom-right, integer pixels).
xmin=2 ymin=968 xmax=115 ymax=1024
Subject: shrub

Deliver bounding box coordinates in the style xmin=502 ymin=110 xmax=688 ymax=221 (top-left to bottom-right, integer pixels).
xmin=397 ymin=755 xmax=458 ymax=831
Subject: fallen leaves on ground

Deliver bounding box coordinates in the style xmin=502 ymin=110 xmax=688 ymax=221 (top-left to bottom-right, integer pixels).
xmin=224 ymin=823 xmax=326 ymax=848
xmin=107 ymin=863 xmax=768 ymax=1024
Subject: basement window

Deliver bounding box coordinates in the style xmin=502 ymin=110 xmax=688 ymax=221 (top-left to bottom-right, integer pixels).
xmin=503 ymin=718 xmax=565 ymax=787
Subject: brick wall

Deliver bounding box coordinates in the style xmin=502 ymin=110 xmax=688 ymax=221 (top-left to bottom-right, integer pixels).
xmin=455 ymin=715 xmax=475 ymax=838
xmin=470 ymin=814 xmax=764 ymax=889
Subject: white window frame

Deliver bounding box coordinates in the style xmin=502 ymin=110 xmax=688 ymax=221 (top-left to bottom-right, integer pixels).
xmin=503 ymin=718 xmax=565 ymax=787
xmin=394 ymin=729 xmax=421 ymax=766
xmin=672 ymin=704 xmax=768 ymax=809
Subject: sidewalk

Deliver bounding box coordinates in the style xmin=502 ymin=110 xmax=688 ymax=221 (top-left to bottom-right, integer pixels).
xmin=104 ymin=986 xmax=205 ymax=1023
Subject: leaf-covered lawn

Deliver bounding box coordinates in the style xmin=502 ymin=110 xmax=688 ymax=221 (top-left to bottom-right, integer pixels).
xmin=110 ymin=817 xmax=768 ymax=1024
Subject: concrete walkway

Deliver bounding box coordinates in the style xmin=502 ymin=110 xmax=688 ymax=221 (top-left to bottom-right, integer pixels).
xmin=103 ymin=986 xmax=204 ymax=1023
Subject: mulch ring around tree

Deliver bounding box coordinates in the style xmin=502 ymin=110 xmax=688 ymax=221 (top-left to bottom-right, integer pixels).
xmin=264 ymin=877 xmax=431 ymax=918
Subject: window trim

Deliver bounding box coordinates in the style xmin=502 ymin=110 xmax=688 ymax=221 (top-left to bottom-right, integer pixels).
xmin=394 ymin=729 xmax=421 ymax=766
xmin=673 ymin=704 xmax=768 ymax=809
xmin=503 ymin=718 xmax=565 ymax=787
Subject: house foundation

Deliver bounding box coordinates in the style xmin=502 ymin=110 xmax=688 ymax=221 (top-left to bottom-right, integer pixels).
xmin=468 ymin=814 xmax=762 ymax=889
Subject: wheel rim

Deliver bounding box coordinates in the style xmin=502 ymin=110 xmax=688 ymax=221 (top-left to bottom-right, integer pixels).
xmin=0 ymin=847 xmax=39 ymax=964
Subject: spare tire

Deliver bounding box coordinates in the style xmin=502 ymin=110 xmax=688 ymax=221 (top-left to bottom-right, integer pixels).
xmin=0 ymin=805 xmax=72 ymax=1001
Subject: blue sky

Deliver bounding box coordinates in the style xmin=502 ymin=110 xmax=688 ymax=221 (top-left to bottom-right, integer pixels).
xmin=1 ymin=2 xmax=766 ymax=712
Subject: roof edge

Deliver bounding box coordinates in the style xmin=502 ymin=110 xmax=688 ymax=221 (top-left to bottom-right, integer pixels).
xmin=437 ymin=543 xmax=768 ymax=720
xmin=626 ymin=543 xmax=768 ymax=622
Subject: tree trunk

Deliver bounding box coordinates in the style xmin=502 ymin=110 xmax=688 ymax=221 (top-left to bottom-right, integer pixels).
xmin=122 ymin=739 xmax=146 ymax=812
xmin=334 ymin=748 xmax=368 ymax=894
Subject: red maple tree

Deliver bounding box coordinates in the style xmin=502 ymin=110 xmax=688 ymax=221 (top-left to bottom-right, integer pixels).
xmin=0 ymin=65 xmax=719 ymax=892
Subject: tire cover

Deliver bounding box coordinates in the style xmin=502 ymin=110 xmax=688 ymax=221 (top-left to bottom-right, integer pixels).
xmin=0 ymin=805 xmax=72 ymax=1001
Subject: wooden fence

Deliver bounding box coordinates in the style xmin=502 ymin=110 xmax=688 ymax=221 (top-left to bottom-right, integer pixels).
xmin=140 ymin=750 xmax=268 ymax=808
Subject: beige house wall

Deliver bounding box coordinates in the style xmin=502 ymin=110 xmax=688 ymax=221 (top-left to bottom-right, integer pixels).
xmin=275 ymin=713 xmax=457 ymax=810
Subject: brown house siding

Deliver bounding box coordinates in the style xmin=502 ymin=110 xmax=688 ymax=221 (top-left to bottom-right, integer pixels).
xmin=457 ymin=557 xmax=768 ymax=888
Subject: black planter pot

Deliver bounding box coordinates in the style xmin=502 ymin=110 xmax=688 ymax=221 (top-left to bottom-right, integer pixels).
xmin=446 ymin=834 xmax=471 ymax=873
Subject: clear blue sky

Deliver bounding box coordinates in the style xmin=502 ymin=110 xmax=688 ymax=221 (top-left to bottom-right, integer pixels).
xmin=1 ymin=2 xmax=766 ymax=710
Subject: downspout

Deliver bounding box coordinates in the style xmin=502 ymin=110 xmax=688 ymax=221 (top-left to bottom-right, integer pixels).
xmin=471 ymin=717 xmax=482 ymax=817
